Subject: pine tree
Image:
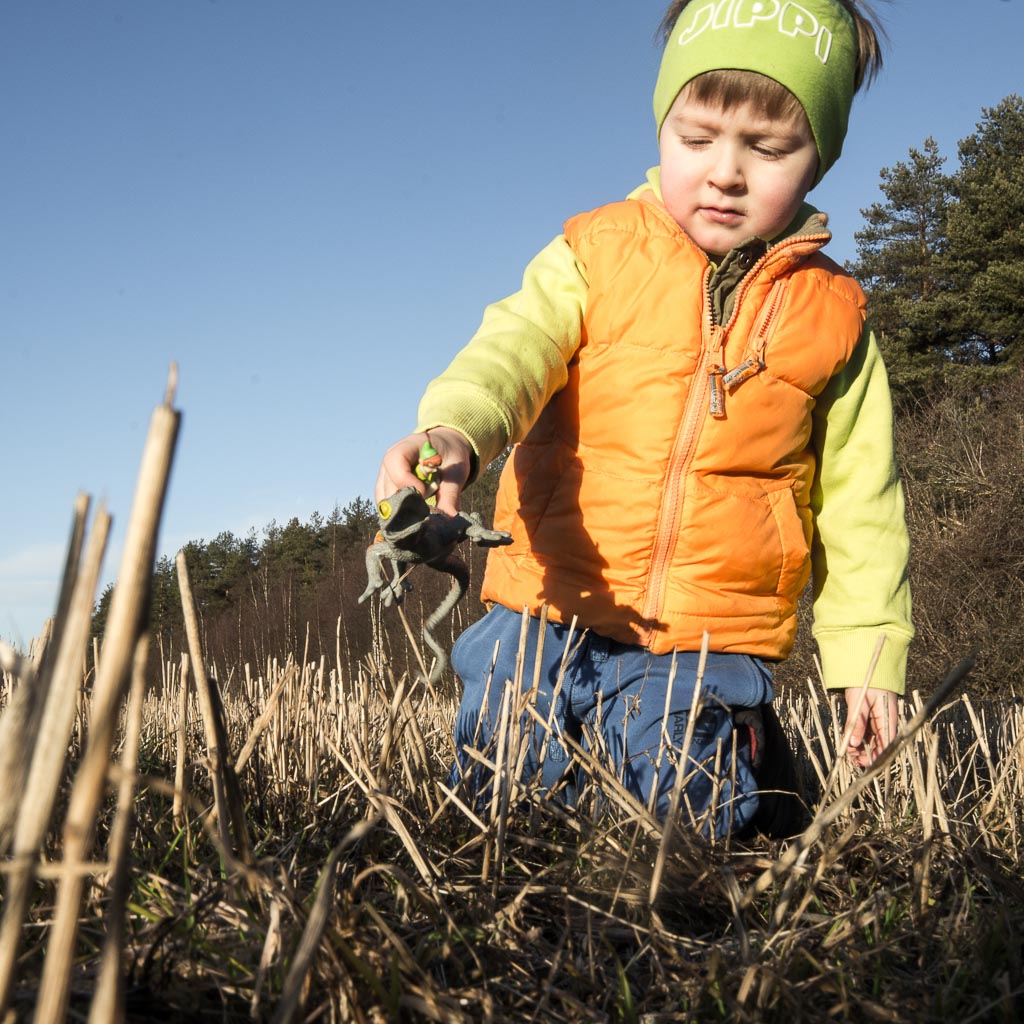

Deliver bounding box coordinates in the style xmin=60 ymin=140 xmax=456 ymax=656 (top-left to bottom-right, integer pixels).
xmin=848 ymin=137 xmax=952 ymax=378
xmin=943 ymin=94 xmax=1024 ymax=365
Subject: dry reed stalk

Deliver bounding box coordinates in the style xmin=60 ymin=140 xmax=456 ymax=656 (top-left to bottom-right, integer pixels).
xmin=0 ymin=502 xmax=110 ymax=1016
xmin=0 ymin=494 xmax=90 ymax=854
xmin=508 ymin=605 xmax=551 ymax=804
xmin=484 ymin=610 xmax=535 ymax=890
xmin=648 ymin=649 xmax=681 ymax=819
xmin=906 ymin=695 xmax=931 ymax=824
xmin=391 ymin=710 xmax=422 ymax=802
xmin=251 ymin=897 xmax=283 ymax=1019
xmin=962 ymin=694 xmax=996 ymax=784
xmin=377 ymin=669 xmax=408 ymax=781
xmin=789 ymin=683 xmax=831 ymax=792
xmin=233 ymin=659 xmax=295 ymax=775
xmin=551 ymin=725 xmax=663 ymax=840
xmin=328 ymin=737 xmax=441 ymax=891
xmin=172 ymin=652 xmax=190 ymax=831
xmin=0 ymin=642 xmax=34 ymax=692
xmin=494 ymin=681 xmax=540 ymax=901
xmin=773 ymin=808 xmax=869 ymax=950
xmin=270 ymin=842 xmax=341 ymax=1024
xmin=393 ymin=598 xmax=441 ymax=703
xmin=435 ymin=779 xmax=489 ymax=834
xmin=176 ymin=549 xmax=253 ymax=867
xmin=911 ymin=705 xmax=942 ymax=916
xmin=481 ymin=677 xmax=514 ymax=891
xmin=649 ymin=636 xmax=709 ymax=905
xmin=42 ymin=494 xmax=92 ymax=672
xmin=527 ymin=602 xmax=549 ymax=707
xmin=983 ymin=708 xmax=1024 ymax=820
xmin=35 ymin=372 xmax=180 ymax=1024
xmin=886 ymin=694 xmax=951 ymax=835
xmin=393 ymin=696 xmax=437 ymax=814
xmin=529 ymin=618 xmax=579 ymax=837
xmin=89 ymin=633 xmax=148 ymax=1024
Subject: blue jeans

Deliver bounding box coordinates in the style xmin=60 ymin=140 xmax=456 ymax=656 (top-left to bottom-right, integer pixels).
xmin=449 ymin=604 xmax=775 ymax=838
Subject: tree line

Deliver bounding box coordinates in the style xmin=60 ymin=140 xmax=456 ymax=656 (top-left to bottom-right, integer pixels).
xmin=91 ymin=96 xmax=1024 ymax=697
xmin=92 ymin=498 xmax=379 ymax=679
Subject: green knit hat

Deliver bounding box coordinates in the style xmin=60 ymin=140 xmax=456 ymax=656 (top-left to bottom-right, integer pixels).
xmin=653 ymin=0 xmax=858 ymax=185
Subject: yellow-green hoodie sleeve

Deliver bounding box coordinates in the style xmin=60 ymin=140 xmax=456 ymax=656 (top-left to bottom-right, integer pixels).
xmin=810 ymin=326 xmax=914 ymax=693
xmin=416 ymin=235 xmax=588 ymax=476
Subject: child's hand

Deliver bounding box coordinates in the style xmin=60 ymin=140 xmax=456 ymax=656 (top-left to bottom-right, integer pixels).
xmin=376 ymin=427 xmax=472 ymax=517
xmin=843 ymin=687 xmax=898 ymax=768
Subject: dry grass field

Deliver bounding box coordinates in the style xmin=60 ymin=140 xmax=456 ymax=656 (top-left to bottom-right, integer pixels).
xmin=1 ymin=380 xmax=1022 ymax=1023
xmin=1 ymin=618 xmax=1021 ymax=1023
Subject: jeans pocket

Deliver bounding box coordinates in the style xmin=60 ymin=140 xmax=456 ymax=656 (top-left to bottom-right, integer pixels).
xmin=699 ymin=652 xmax=775 ymax=708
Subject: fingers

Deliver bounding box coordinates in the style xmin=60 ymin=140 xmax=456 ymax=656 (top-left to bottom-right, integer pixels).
xmin=844 ymin=688 xmax=898 ymax=768
xmin=375 ymin=427 xmax=473 ymax=515
xmin=844 ymin=691 xmax=870 ymax=768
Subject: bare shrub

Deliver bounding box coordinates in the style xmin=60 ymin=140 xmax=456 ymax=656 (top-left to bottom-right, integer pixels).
xmin=897 ymin=369 xmax=1024 ymax=696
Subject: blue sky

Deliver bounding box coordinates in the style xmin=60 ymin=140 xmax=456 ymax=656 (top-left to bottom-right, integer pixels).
xmin=3 ymin=0 xmax=1023 ymax=645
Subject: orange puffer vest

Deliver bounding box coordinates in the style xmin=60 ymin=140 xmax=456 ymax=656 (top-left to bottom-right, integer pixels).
xmin=481 ymin=198 xmax=867 ymax=657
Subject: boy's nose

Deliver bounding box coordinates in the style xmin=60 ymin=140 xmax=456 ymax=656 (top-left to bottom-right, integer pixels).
xmin=707 ymin=147 xmax=744 ymax=191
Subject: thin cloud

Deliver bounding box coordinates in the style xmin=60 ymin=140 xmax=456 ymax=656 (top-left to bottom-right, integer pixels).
xmin=0 ymin=541 xmax=67 ymax=645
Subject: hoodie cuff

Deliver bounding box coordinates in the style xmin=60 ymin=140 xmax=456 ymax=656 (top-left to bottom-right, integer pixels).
xmin=815 ymin=628 xmax=911 ymax=695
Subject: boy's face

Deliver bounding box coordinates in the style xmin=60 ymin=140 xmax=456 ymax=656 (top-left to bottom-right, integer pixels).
xmin=658 ymin=90 xmax=819 ymax=258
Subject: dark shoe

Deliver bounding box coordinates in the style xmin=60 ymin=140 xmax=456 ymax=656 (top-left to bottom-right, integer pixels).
xmin=735 ymin=703 xmax=807 ymax=840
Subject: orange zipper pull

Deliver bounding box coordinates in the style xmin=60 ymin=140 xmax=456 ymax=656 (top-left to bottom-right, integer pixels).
xmin=708 ymin=365 xmax=726 ymax=417
xmin=707 ymin=325 xmax=726 ymax=418
xmin=722 ymin=358 xmax=765 ymax=391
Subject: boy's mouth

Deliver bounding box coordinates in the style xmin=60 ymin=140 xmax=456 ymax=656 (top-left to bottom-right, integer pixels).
xmin=701 ymin=206 xmax=744 ymax=225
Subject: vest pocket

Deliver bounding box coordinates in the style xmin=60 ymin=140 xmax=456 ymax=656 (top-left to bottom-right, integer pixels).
xmin=677 ymin=479 xmax=809 ymax=607
xmin=766 ymin=485 xmax=812 ymax=601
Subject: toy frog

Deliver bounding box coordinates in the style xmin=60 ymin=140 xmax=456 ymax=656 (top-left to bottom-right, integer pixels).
xmin=358 ymin=486 xmax=512 ymax=683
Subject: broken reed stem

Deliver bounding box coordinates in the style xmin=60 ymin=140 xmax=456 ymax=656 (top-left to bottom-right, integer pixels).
xmin=9 ymin=507 xmax=111 ymax=857
xmin=41 ymin=492 xmax=93 ymax=684
xmin=0 ymin=494 xmax=92 ymax=855
xmin=0 ymin=502 xmax=111 ymax=1016
xmin=176 ymin=550 xmax=254 ymax=868
xmin=36 ymin=377 xmax=180 ymax=1024
xmin=172 ymin=652 xmax=191 ymax=830
xmin=89 ymin=633 xmax=149 ymax=1024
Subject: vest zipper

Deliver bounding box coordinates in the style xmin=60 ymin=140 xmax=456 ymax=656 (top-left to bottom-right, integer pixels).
xmin=639 ymin=268 xmax=721 ymax=642
xmin=637 ymin=232 xmax=828 ymax=645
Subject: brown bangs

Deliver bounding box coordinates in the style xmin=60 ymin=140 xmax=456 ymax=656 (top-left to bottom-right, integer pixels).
xmin=680 ymin=70 xmax=807 ymax=123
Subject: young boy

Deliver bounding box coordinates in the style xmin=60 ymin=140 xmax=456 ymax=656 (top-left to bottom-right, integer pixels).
xmin=375 ymin=0 xmax=913 ymax=836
